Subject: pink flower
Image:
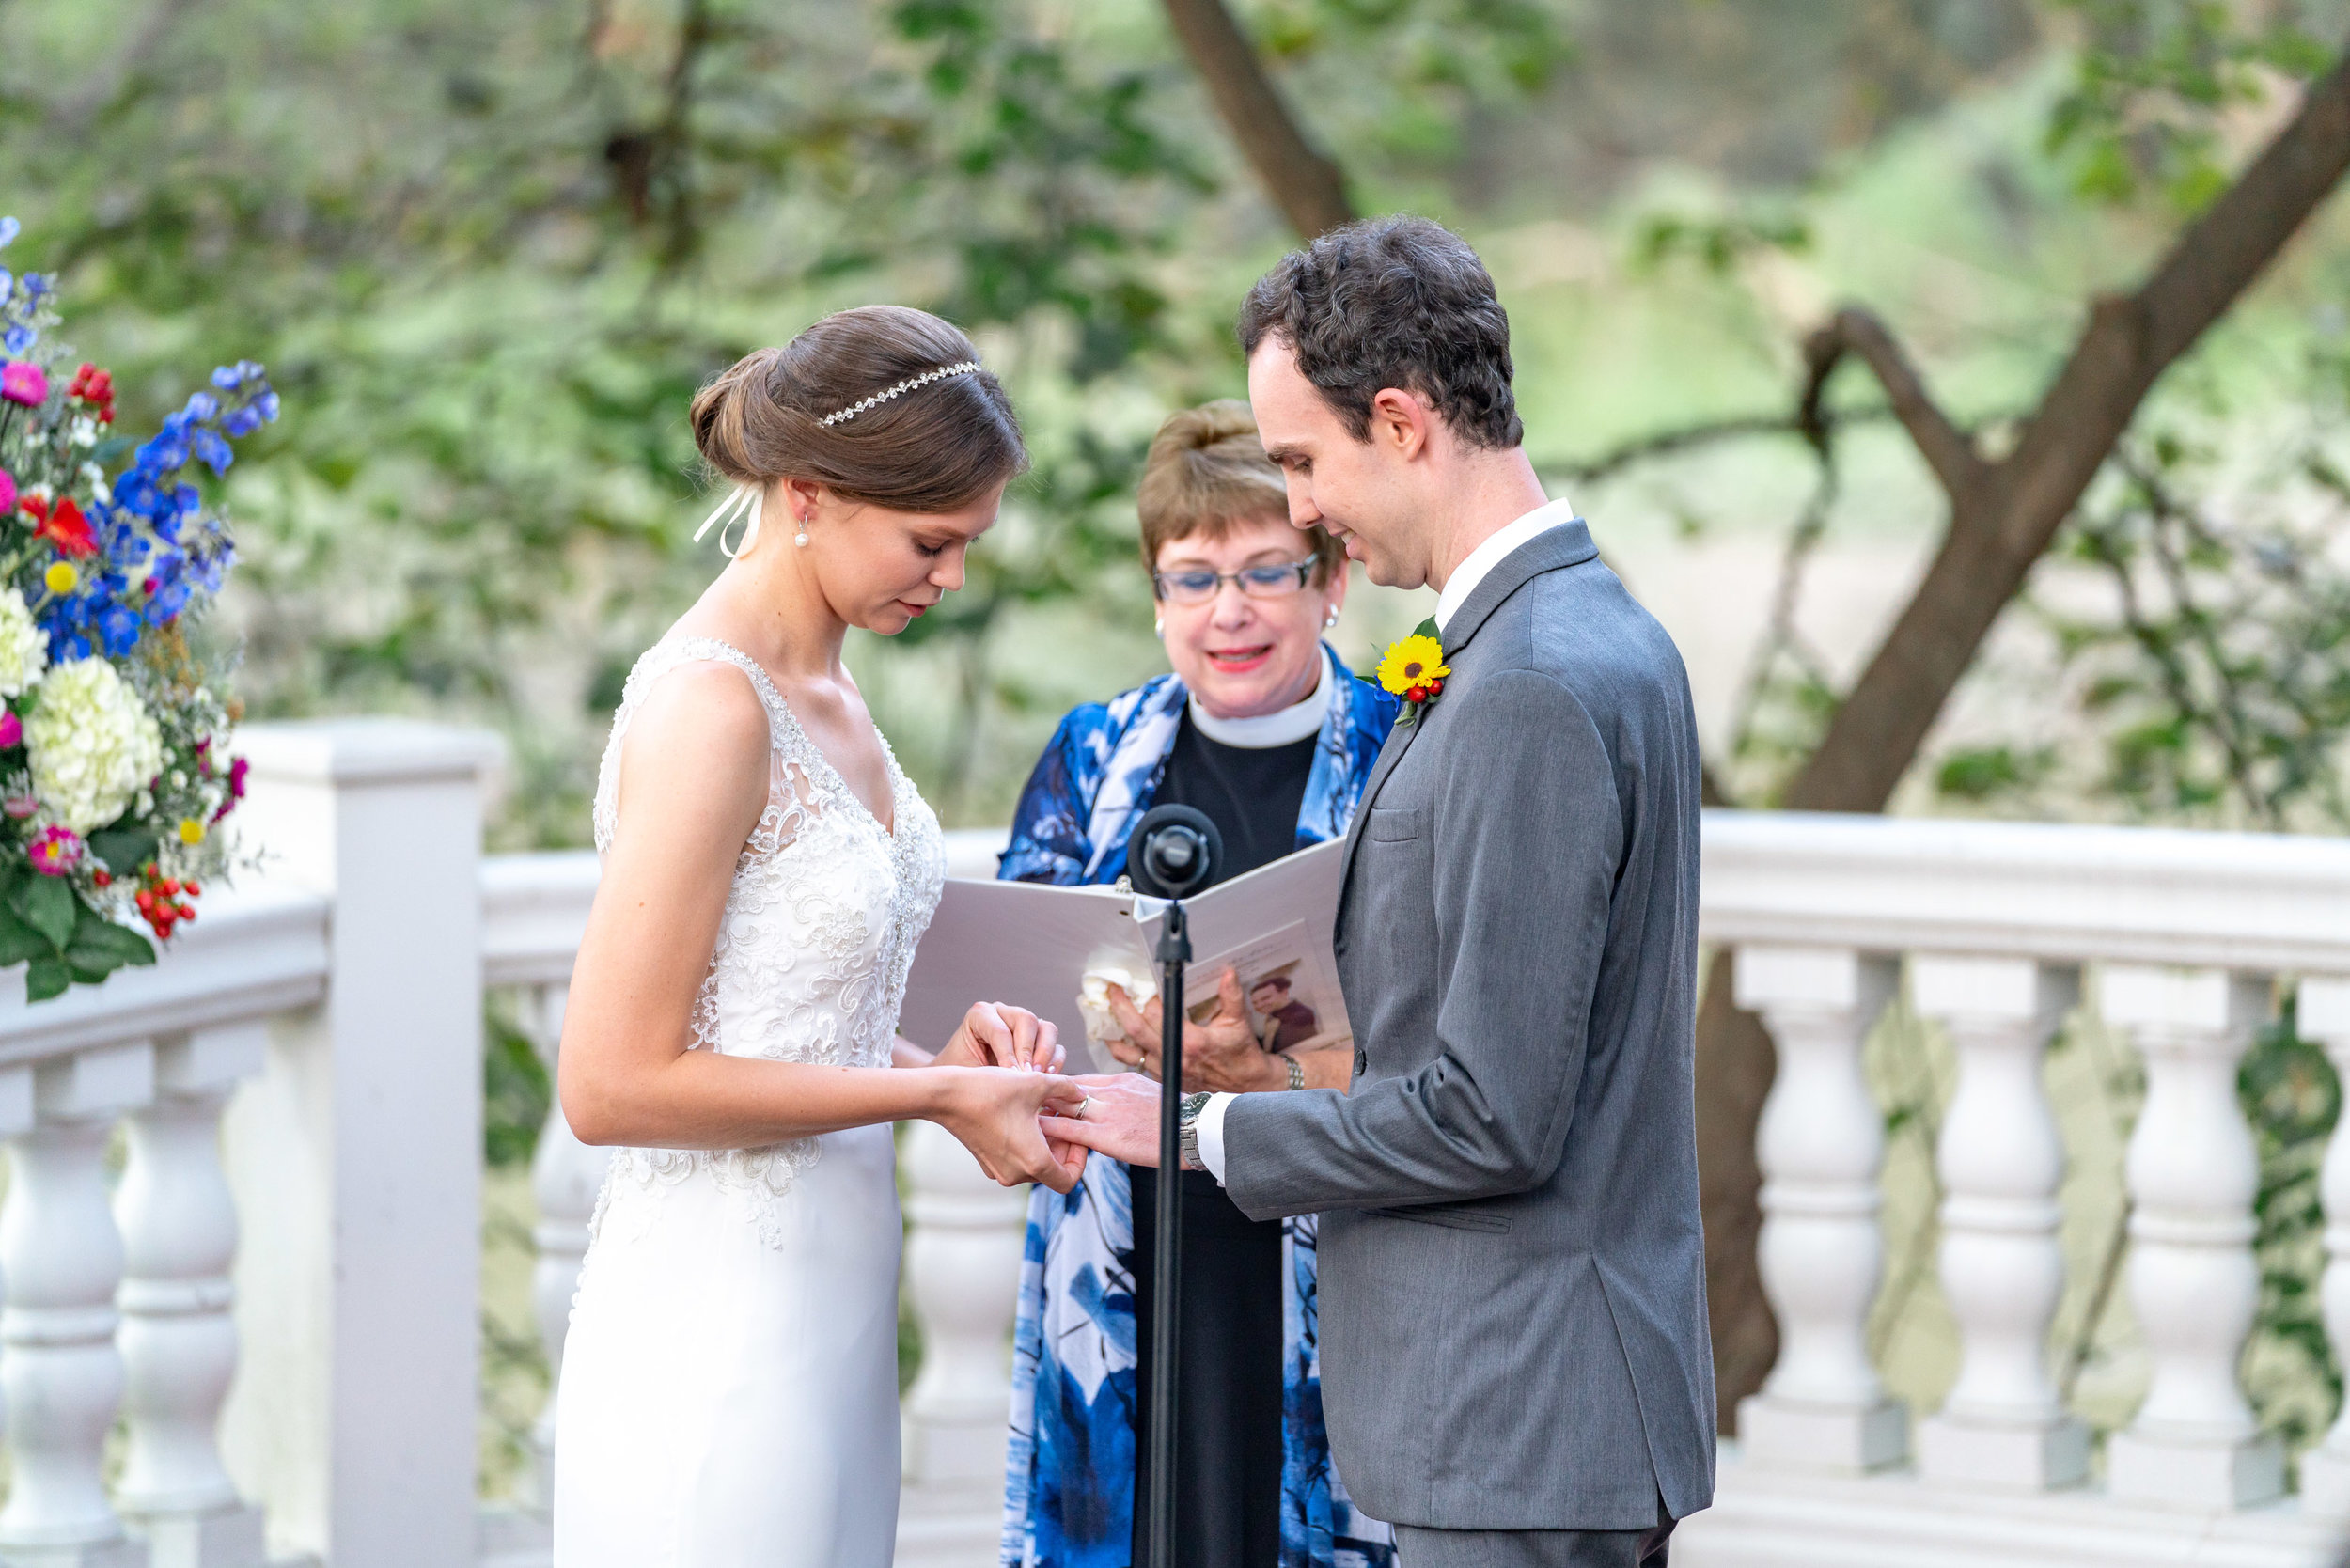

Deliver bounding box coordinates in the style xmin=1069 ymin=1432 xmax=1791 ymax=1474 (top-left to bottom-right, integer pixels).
xmin=26 ymin=825 xmax=81 ymax=877
xmin=0 ymin=363 xmax=47 ymax=408
xmin=0 ymin=712 xmax=22 ymax=750
xmin=3 ymin=796 xmax=38 ymax=820
xmin=0 ymin=470 xmax=13 ymax=517
xmin=212 ymin=755 xmax=250 ymax=822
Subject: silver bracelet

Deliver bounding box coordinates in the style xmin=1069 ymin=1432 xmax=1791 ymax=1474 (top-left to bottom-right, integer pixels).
xmin=1284 ymin=1053 xmax=1305 ymax=1091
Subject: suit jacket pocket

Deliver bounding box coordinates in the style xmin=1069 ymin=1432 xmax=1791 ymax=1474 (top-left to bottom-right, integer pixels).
xmin=1365 ymin=806 xmax=1425 ymax=842
xmin=1364 ymin=1202 xmax=1511 ymax=1232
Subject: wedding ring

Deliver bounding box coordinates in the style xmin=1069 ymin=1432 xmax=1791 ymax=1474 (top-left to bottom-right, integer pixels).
xmin=1074 ymin=1096 xmax=1094 ymax=1119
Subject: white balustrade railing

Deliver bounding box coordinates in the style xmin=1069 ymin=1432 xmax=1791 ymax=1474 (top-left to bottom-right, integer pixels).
xmin=0 ymin=868 xmax=327 ymax=1568
xmin=1680 ymin=810 xmax=2350 ymax=1568
xmin=24 ymin=729 xmax=2350 ymax=1568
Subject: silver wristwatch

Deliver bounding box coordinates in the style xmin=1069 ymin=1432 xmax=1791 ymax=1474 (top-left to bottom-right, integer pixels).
xmin=1177 ymin=1091 xmax=1213 ymax=1170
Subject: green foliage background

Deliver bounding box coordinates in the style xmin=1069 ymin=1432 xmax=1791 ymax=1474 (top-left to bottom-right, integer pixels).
xmin=24 ymin=0 xmax=2350 ymax=1496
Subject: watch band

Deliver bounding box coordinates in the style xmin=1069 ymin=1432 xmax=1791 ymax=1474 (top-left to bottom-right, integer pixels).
xmin=1284 ymin=1053 xmax=1305 ymax=1091
xmin=1177 ymin=1091 xmax=1212 ymax=1170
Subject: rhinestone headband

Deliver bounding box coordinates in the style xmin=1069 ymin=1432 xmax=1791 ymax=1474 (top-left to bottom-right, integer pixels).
xmin=817 ymin=361 xmax=982 ymax=427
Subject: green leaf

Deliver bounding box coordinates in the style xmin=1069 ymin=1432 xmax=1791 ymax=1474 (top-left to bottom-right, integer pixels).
xmin=88 ymin=827 xmax=159 ymax=877
xmin=65 ymin=910 xmax=153 ymax=971
xmin=1413 ymin=616 xmax=1439 ymax=642
xmin=9 ymin=876 xmax=75 ymax=954
xmin=24 ymin=956 xmax=70 ymax=1002
xmin=0 ymin=909 xmax=49 ymax=967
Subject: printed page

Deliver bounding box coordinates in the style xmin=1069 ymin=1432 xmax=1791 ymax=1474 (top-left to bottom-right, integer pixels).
xmin=899 ymin=838 xmax=1349 ymax=1075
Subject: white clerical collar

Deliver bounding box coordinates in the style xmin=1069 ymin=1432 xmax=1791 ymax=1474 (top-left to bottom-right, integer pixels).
xmin=1434 ymin=496 xmax=1576 ymax=633
xmin=1187 ymin=652 xmax=1331 ymax=748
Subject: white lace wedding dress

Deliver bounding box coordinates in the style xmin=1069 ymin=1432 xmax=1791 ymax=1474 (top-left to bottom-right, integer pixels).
xmin=552 ymin=636 xmax=946 ymax=1568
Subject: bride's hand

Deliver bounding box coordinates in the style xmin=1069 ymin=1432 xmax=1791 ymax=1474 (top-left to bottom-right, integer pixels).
xmin=932 ymin=1067 xmax=1090 ymax=1192
xmin=932 ymin=1001 xmax=1065 ymax=1074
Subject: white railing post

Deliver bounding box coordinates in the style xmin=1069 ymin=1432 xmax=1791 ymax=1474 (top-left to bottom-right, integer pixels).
xmin=2100 ymin=965 xmax=2283 ymax=1511
xmin=0 ymin=1045 xmax=149 ymax=1568
xmin=1910 ymin=957 xmax=2088 ymax=1491
xmin=115 ymin=1024 xmax=269 ymax=1568
xmin=219 ymin=720 xmax=498 ymax=1568
xmin=896 ymin=1119 xmax=1027 ymax=1565
xmin=2292 ymin=973 xmax=2350 ymax=1516
xmin=1732 ymin=944 xmax=1904 ymax=1472
xmin=513 ymin=981 xmax=608 ymax=1519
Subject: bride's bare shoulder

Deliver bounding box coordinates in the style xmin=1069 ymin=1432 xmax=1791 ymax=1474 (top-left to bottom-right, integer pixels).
xmin=615 ymin=660 xmax=772 ymax=827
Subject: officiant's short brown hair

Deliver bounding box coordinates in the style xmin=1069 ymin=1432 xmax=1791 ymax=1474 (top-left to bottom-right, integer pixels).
xmin=1237 ymin=215 xmax=1522 ymax=451
xmin=1136 ymin=400 xmax=1345 ymax=583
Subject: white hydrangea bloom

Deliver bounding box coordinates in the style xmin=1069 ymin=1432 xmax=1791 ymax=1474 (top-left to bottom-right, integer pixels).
xmin=0 ymin=589 xmax=48 ymax=699
xmin=26 ymin=659 xmax=164 ymax=834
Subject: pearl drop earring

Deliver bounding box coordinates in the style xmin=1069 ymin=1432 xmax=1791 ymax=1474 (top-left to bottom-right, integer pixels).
xmin=1153 ymin=619 xmax=1164 ymax=636
xmin=793 ymin=515 xmax=810 ymax=548
xmin=1324 ymin=607 xmax=1340 ymax=628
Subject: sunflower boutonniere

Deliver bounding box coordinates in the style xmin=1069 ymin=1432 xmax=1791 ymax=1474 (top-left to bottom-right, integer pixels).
xmin=1377 ymin=618 xmax=1449 ymax=723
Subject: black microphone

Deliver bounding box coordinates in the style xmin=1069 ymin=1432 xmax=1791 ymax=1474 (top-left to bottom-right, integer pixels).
xmin=1126 ymin=804 xmax=1222 ymax=900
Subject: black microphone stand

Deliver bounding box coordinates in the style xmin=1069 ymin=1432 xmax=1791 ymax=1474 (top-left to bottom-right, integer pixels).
xmin=1146 ymin=896 xmax=1188 ymax=1568
xmin=1124 ymin=803 xmax=1220 ymax=1568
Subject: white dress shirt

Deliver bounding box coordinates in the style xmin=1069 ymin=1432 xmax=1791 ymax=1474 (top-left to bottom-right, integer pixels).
xmin=1191 ymin=496 xmax=1575 ymax=1184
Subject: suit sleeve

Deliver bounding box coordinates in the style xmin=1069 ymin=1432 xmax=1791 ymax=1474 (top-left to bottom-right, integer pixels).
xmin=1220 ymin=668 xmax=1622 ymax=1217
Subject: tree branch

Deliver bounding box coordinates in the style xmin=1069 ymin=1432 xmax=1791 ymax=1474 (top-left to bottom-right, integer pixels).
xmin=1781 ymin=45 xmax=2350 ymax=815
xmin=47 ymin=0 xmax=203 ymax=135
xmin=1157 ymin=0 xmax=1355 ymax=239
xmin=1800 ymin=307 xmax=1986 ymax=502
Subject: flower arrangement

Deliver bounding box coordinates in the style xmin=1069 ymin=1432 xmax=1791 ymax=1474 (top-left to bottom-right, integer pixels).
xmin=0 ymin=215 xmax=274 ymax=999
xmin=1377 ymin=620 xmax=1449 ymax=722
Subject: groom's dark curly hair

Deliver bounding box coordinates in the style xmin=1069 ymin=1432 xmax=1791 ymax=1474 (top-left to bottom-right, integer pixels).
xmin=1237 ymin=214 xmax=1522 ymax=450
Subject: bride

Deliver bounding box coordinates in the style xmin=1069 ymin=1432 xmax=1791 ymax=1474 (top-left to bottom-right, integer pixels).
xmin=552 ymin=306 xmax=1088 ymax=1567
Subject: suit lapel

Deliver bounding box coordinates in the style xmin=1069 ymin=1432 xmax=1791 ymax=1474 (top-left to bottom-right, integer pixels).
xmin=1334 ymin=520 xmax=1600 ymax=927
xmin=1335 ymin=702 xmax=1425 ymax=927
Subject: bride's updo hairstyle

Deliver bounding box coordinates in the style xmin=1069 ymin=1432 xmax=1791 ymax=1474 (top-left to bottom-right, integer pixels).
xmin=691 ymin=306 xmax=1026 ymax=513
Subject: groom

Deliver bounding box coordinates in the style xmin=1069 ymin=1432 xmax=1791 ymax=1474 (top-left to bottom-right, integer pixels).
xmin=1047 ymin=215 xmax=1714 ymax=1567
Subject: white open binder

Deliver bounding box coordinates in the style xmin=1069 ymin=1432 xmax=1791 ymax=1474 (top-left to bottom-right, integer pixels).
xmin=898 ymin=838 xmax=1353 ymax=1074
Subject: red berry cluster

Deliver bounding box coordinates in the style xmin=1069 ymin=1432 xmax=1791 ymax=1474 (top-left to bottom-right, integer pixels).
xmin=129 ymin=864 xmax=199 ymax=940
xmin=1404 ymin=676 xmax=1445 ymax=705
xmin=66 ymin=364 xmax=115 ymax=425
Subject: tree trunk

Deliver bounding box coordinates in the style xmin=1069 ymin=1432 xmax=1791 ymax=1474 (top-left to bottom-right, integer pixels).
xmin=1157 ymin=0 xmax=1356 ymax=239
xmin=1702 ymin=46 xmax=2350 ymax=1429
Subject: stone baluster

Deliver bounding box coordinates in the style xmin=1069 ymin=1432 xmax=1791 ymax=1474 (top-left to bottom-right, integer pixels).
xmin=2290 ymin=974 xmax=2350 ymax=1515
xmin=1733 ymin=944 xmax=1904 ymax=1472
xmin=514 ymin=980 xmax=609 ymax=1518
xmin=896 ymin=1118 xmax=1029 ymax=1564
xmin=1910 ymin=957 xmax=2087 ymax=1490
xmin=0 ymin=1042 xmax=154 ymax=1568
xmin=115 ymin=1026 xmax=269 ymax=1568
xmin=2101 ymin=965 xmax=2283 ymax=1510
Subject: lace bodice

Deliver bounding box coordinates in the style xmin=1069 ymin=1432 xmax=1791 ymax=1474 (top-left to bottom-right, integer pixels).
xmin=587 ymin=636 xmax=946 ymax=1245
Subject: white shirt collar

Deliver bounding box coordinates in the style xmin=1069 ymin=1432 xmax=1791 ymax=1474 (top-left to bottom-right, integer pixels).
xmin=1187 ymin=649 xmax=1331 ymax=749
xmin=1434 ymin=496 xmax=1577 ymax=633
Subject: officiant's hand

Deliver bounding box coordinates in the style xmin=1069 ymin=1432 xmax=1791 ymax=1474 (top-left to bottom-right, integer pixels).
xmin=1104 ymin=971 xmax=1284 ymax=1093
xmin=932 ymin=1067 xmax=1090 ymax=1192
xmin=1039 ymin=1073 xmax=1166 ymax=1168
xmin=932 ymin=1001 xmax=1065 ymax=1074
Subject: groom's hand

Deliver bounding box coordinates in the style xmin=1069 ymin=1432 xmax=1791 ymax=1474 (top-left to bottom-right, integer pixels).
xmin=1039 ymin=1073 xmax=1167 ymax=1168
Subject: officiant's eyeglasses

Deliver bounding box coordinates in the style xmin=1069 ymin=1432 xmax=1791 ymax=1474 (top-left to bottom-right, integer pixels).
xmin=1151 ymin=558 xmax=1316 ymax=605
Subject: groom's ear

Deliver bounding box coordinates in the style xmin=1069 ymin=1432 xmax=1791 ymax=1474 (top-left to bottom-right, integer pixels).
xmin=1368 ymin=386 xmax=1437 ymax=463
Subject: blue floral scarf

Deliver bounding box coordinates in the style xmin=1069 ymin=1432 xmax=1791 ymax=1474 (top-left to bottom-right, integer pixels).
xmin=997 ymin=645 xmax=1399 ymax=1568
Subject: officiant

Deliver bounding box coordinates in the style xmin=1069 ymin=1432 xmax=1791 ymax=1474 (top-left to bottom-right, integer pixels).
xmin=998 ymin=401 xmax=1399 ymax=1568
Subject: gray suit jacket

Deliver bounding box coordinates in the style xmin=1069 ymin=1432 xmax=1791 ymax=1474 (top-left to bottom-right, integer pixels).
xmin=1221 ymin=520 xmax=1715 ymax=1532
